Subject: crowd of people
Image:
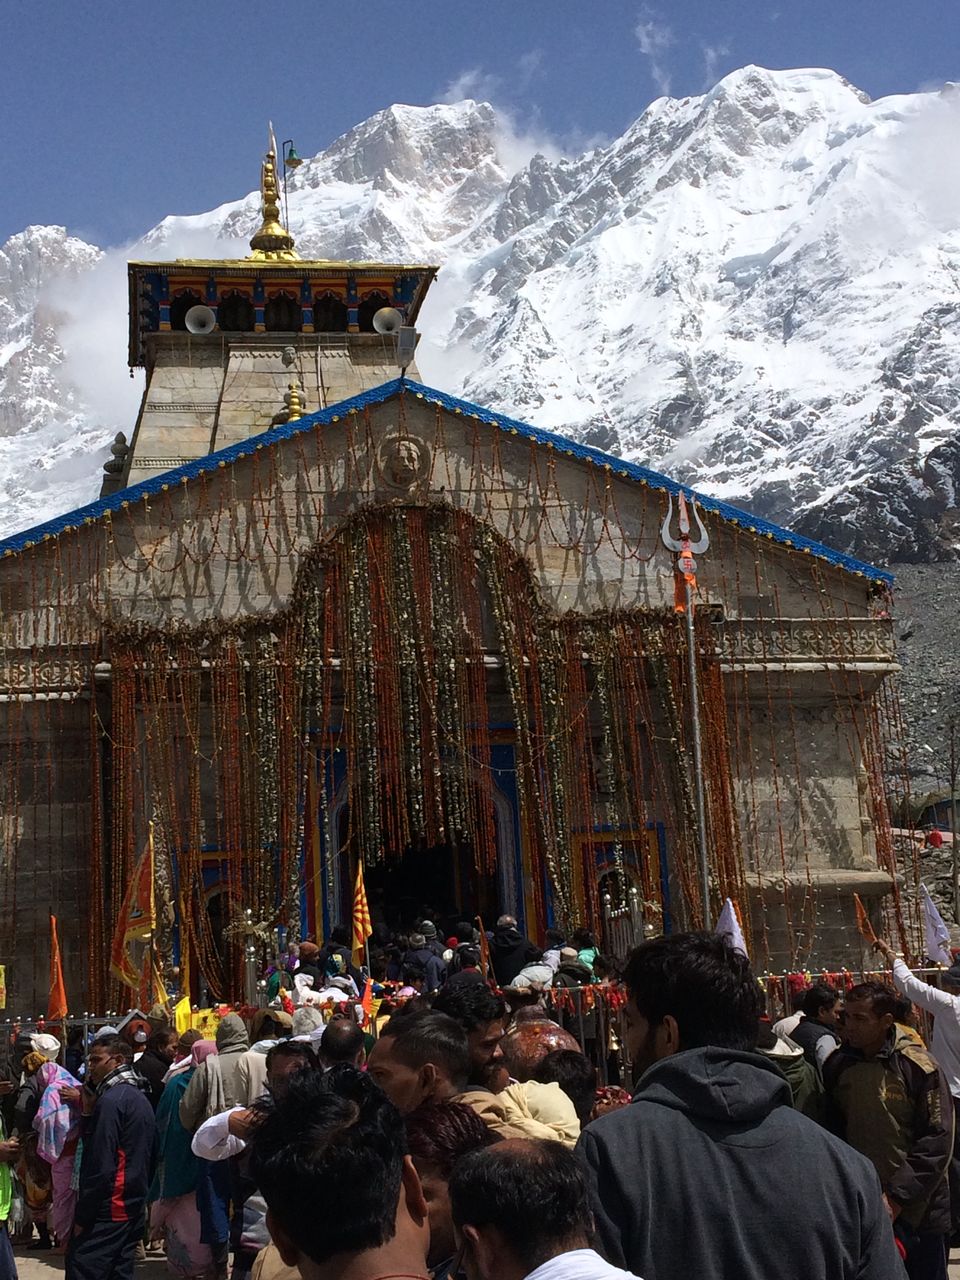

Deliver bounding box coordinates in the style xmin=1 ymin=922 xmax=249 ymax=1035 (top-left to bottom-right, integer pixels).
xmin=3 ymin=916 xmax=960 ymax=1280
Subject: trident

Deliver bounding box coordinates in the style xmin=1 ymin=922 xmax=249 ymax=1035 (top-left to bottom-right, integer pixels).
xmin=661 ymin=491 xmax=711 ymax=926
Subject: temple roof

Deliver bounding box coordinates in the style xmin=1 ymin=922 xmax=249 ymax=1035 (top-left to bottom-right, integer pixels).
xmin=0 ymin=379 xmax=893 ymax=584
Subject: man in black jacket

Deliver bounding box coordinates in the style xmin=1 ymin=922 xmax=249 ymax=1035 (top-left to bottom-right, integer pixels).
xmin=135 ymin=1027 xmax=178 ymax=1110
xmin=65 ymin=1036 xmax=157 ymax=1280
xmin=791 ymin=981 xmax=841 ymax=1074
xmin=489 ymin=915 xmax=539 ymax=988
xmin=577 ymin=932 xmax=904 ymax=1280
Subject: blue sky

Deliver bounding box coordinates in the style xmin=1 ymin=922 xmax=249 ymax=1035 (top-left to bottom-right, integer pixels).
xmin=2 ymin=1 xmax=956 ymax=246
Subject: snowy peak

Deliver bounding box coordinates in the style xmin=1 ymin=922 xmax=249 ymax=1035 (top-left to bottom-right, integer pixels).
xmin=2 ymin=68 xmax=960 ymax=562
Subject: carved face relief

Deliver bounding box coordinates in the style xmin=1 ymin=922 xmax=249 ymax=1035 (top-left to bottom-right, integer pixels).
xmin=377 ymin=433 xmax=431 ymax=491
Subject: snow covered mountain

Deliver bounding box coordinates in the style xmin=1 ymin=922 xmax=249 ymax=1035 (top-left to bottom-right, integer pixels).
xmin=2 ymin=67 xmax=960 ymax=562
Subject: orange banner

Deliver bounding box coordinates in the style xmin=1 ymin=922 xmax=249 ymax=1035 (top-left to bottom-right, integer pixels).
xmin=48 ymin=914 xmax=67 ymax=1020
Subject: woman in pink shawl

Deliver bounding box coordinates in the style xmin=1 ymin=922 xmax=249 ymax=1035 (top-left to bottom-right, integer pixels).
xmin=32 ymin=1059 xmax=81 ymax=1247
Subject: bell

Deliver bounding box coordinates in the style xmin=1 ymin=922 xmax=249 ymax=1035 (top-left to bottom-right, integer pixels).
xmin=284 ymin=143 xmax=303 ymax=169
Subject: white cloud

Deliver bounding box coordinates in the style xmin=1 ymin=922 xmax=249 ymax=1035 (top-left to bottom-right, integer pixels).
xmin=435 ymin=65 xmax=608 ymax=176
xmin=517 ymin=49 xmax=544 ymax=87
xmin=634 ymin=7 xmax=674 ymax=98
xmin=438 ymin=67 xmax=503 ymax=105
xmin=701 ymin=41 xmax=730 ymax=91
xmin=46 ymin=227 xmax=247 ymax=440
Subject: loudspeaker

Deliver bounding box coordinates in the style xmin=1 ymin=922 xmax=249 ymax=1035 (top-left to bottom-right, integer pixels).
xmin=185 ymin=304 xmax=217 ymax=335
xmin=372 ymin=306 xmax=403 ymax=335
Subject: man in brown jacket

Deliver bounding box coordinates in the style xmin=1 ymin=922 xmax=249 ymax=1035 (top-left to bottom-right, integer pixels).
xmin=825 ymin=980 xmax=953 ymax=1280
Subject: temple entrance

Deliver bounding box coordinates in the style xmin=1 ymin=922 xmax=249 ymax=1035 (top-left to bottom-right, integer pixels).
xmin=321 ymin=766 xmax=518 ymax=935
xmin=360 ymin=840 xmax=500 ymax=932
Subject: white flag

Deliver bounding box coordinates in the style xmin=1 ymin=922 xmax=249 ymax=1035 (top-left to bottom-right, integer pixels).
xmin=920 ymin=883 xmax=953 ymax=966
xmin=716 ymin=897 xmax=748 ymax=959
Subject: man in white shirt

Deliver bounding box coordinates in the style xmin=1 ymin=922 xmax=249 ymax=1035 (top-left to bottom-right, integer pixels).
xmin=876 ymin=936 xmax=960 ymax=1241
xmin=449 ymin=1139 xmax=642 ymax=1280
xmin=192 ymin=1040 xmax=316 ymax=1162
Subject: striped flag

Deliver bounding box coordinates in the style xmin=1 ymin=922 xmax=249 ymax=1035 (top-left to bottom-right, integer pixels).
xmin=352 ymin=862 xmax=372 ymax=967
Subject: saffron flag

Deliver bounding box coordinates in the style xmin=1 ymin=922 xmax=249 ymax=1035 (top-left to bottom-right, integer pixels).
xmin=853 ymin=893 xmax=878 ymax=946
xmin=48 ymin=914 xmax=68 ymax=1020
xmin=352 ymin=862 xmax=372 ymax=966
xmin=715 ymin=898 xmax=748 ymax=958
xmin=110 ymin=824 xmax=156 ymax=990
xmin=920 ymin=883 xmax=953 ymax=966
xmin=361 ymin=977 xmax=375 ymax=1021
xmin=476 ymin=915 xmax=492 ymax=981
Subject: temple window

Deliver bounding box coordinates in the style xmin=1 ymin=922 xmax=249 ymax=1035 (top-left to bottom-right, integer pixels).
xmin=169 ymin=289 xmax=203 ymax=331
xmin=313 ymin=292 xmax=349 ymax=333
xmin=217 ymin=290 xmax=255 ymax=332
xmin=357 ymin=290 xmax=390 ymax=332
xmin=264 ymin=291 xmax=302 ymax=332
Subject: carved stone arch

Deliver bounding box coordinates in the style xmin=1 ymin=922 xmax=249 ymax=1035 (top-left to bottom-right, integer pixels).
xmin=357 ymin=290 xmax=390 ymax=332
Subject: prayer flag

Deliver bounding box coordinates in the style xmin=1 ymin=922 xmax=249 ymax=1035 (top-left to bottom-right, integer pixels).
xmin=853 ymin=893 xmax=878 ymax=945
xmin=920 ymin=883 xmax=953 ymax=966
xmin=715 ymin=897 xmax=748 ymax=958
xmin=110 ymin=823 xmax=156 ymax=990
xmin=352 ymin=862 xmax=372 ymax=966
xmin=174 ymin=995 xmax=192 ymax=1036
xmin=48 ymin=914 xmax=68 ymax=1020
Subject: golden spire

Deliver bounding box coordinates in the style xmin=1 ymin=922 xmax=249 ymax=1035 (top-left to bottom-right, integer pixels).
xmin=249 ymin=131 xmax=299 ymax=260
xmin=285 ymin=383 xmax=304 ymax=421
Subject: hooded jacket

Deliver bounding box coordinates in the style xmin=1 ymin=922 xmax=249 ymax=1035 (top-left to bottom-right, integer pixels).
xmin=490 ymin=925 xmax=540 ymax=987
xmin=577 ymin=1047 xmax=903 ymax=1280
xmin=179 ymin=1014 xmax=250 ymax=1132
xmin=757 ymin=1032 xmax=824 ymax=1123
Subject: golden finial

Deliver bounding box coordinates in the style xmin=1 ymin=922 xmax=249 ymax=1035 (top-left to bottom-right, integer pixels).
xmin=285 ymin=383 xmax=304 ymax=421
xmin=249 ymin=128 xmax=298 ymax=260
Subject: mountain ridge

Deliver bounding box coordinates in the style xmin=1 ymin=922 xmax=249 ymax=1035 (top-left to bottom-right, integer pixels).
xmin=1 ymin=66 xmax=959 ymax=563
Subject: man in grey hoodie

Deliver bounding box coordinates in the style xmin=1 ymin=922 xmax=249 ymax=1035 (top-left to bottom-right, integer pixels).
xmin=577 ymin=932 xmax=905 ymax=1280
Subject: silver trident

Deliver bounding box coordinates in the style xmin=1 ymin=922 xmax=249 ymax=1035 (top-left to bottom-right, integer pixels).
xmin=661 ymin=491 xmax=711 ymax=926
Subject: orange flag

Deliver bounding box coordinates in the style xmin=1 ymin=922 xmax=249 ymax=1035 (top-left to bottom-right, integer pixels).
xmin=110 ymin=825 xmax=156 ymax=990
xmin=361 ymin=977 xmax=374 ymax=1020
xmin=48 ymin=914 xmax=68 ymax=1020
xmin=352 ymin=862 xmax=372 ymax=967
xmin=853 ymin=893 xmax=878 ymax=946
xmin=476 ymin=915 xmax=492 ymax=981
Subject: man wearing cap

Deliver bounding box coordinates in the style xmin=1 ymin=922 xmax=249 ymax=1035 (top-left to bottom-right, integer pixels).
xmin=403 ymin=933 xmax=446 ymax=993
xmin=877 ymin=937 xmax=960 ymax=1244
xmin=419 ymin=920 xmax=446 ymax=959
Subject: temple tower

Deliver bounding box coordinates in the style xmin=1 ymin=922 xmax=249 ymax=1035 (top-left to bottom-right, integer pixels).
xmin=109 ymin=140 xmax=437 ymax=490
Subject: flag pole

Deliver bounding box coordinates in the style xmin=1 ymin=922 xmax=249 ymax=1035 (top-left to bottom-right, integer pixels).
xmin=661 ymin=493 xmax=711 ymax=924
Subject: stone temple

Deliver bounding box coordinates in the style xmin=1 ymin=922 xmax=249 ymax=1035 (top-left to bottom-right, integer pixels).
xmin=0 ymin=145 xmax=905 ymax=1011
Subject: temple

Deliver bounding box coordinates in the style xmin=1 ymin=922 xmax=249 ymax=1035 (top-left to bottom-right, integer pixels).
xmin=0 ymin=141 xmax=909 ymax=1011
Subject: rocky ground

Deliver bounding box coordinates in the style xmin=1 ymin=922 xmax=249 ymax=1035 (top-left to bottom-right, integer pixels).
xmin=887 ymin=562 xmax=960 ymax=927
